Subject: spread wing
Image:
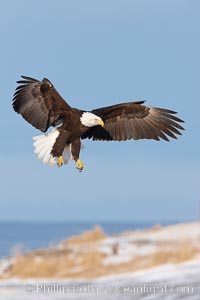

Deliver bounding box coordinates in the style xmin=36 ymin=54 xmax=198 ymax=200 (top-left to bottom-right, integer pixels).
xmin=12 ymin=76 xmax=72 ymax=132
xmin=81 ymin=101 xmax=185 ymax=141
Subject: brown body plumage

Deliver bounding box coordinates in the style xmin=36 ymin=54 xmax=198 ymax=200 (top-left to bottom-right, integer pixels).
xmin=12 ymin=76 xmax=185 ymax=171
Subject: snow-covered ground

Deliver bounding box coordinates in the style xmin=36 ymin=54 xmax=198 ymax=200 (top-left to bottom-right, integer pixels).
xmin=0 ymin=259 xmax=200 ymax=299
xmin=99 ymin=222 xmax=200 ymax=266
xmin=0 ymin=222 xmax=200 ymax=299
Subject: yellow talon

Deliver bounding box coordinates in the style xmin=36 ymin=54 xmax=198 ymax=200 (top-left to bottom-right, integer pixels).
xmin=76 ymin=159 xmax=84 ymax=171
xmin=57 ymin=156 xmax=64 ymax=167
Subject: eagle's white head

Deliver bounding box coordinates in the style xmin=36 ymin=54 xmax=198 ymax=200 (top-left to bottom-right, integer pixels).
xmin=80 ymin=112 xmax=104 ymax=128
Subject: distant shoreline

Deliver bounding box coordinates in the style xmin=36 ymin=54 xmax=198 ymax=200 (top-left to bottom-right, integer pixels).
xmin=0 ymin=220 xmax=183 ymax=259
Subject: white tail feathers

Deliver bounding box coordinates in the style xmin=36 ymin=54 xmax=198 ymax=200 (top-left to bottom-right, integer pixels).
xmin=33 ymin=129 xmax=73 ymax=166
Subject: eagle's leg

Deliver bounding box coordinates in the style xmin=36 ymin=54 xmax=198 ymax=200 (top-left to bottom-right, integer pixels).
xmin=51 ymin=129 xmax=68 ymax=167
xmin=71 ymin=139 xmax=84 ymax=171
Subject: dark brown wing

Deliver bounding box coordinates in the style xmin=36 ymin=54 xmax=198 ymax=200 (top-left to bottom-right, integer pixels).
xmin=81 ymin=101 xmax=185 ymax=141
xmin=12 ymin=76 xmax=72 ymax=132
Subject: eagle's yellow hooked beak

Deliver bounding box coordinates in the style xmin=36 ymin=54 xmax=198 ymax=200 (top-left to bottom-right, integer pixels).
xmin=98 ymin=119 xmax=104 ymax=127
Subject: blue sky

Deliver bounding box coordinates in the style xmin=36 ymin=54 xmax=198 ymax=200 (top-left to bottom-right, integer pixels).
xmin=0 ymin=0 xmax=199 ymax=222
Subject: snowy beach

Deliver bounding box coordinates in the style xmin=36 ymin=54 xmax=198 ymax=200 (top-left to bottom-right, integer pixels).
xmin=0 ymin=260 xmax=200 ymax=300
xmin=0 ymin=222 xmax=200 ymax=299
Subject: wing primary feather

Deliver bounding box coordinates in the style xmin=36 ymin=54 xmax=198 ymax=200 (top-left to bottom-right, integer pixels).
xmin=160 ymin=112 xmax=185 ymax=123
xmin=20 ymin=75 xmax=40 ymax=82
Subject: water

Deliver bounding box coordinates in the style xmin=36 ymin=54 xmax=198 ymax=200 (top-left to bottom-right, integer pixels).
xmin=0 ymin=221 xmax=177 ymax=258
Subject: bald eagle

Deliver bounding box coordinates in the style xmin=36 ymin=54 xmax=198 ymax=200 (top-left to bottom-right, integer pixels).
xmin=12 ymin=76 xmax=184 ymax=171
